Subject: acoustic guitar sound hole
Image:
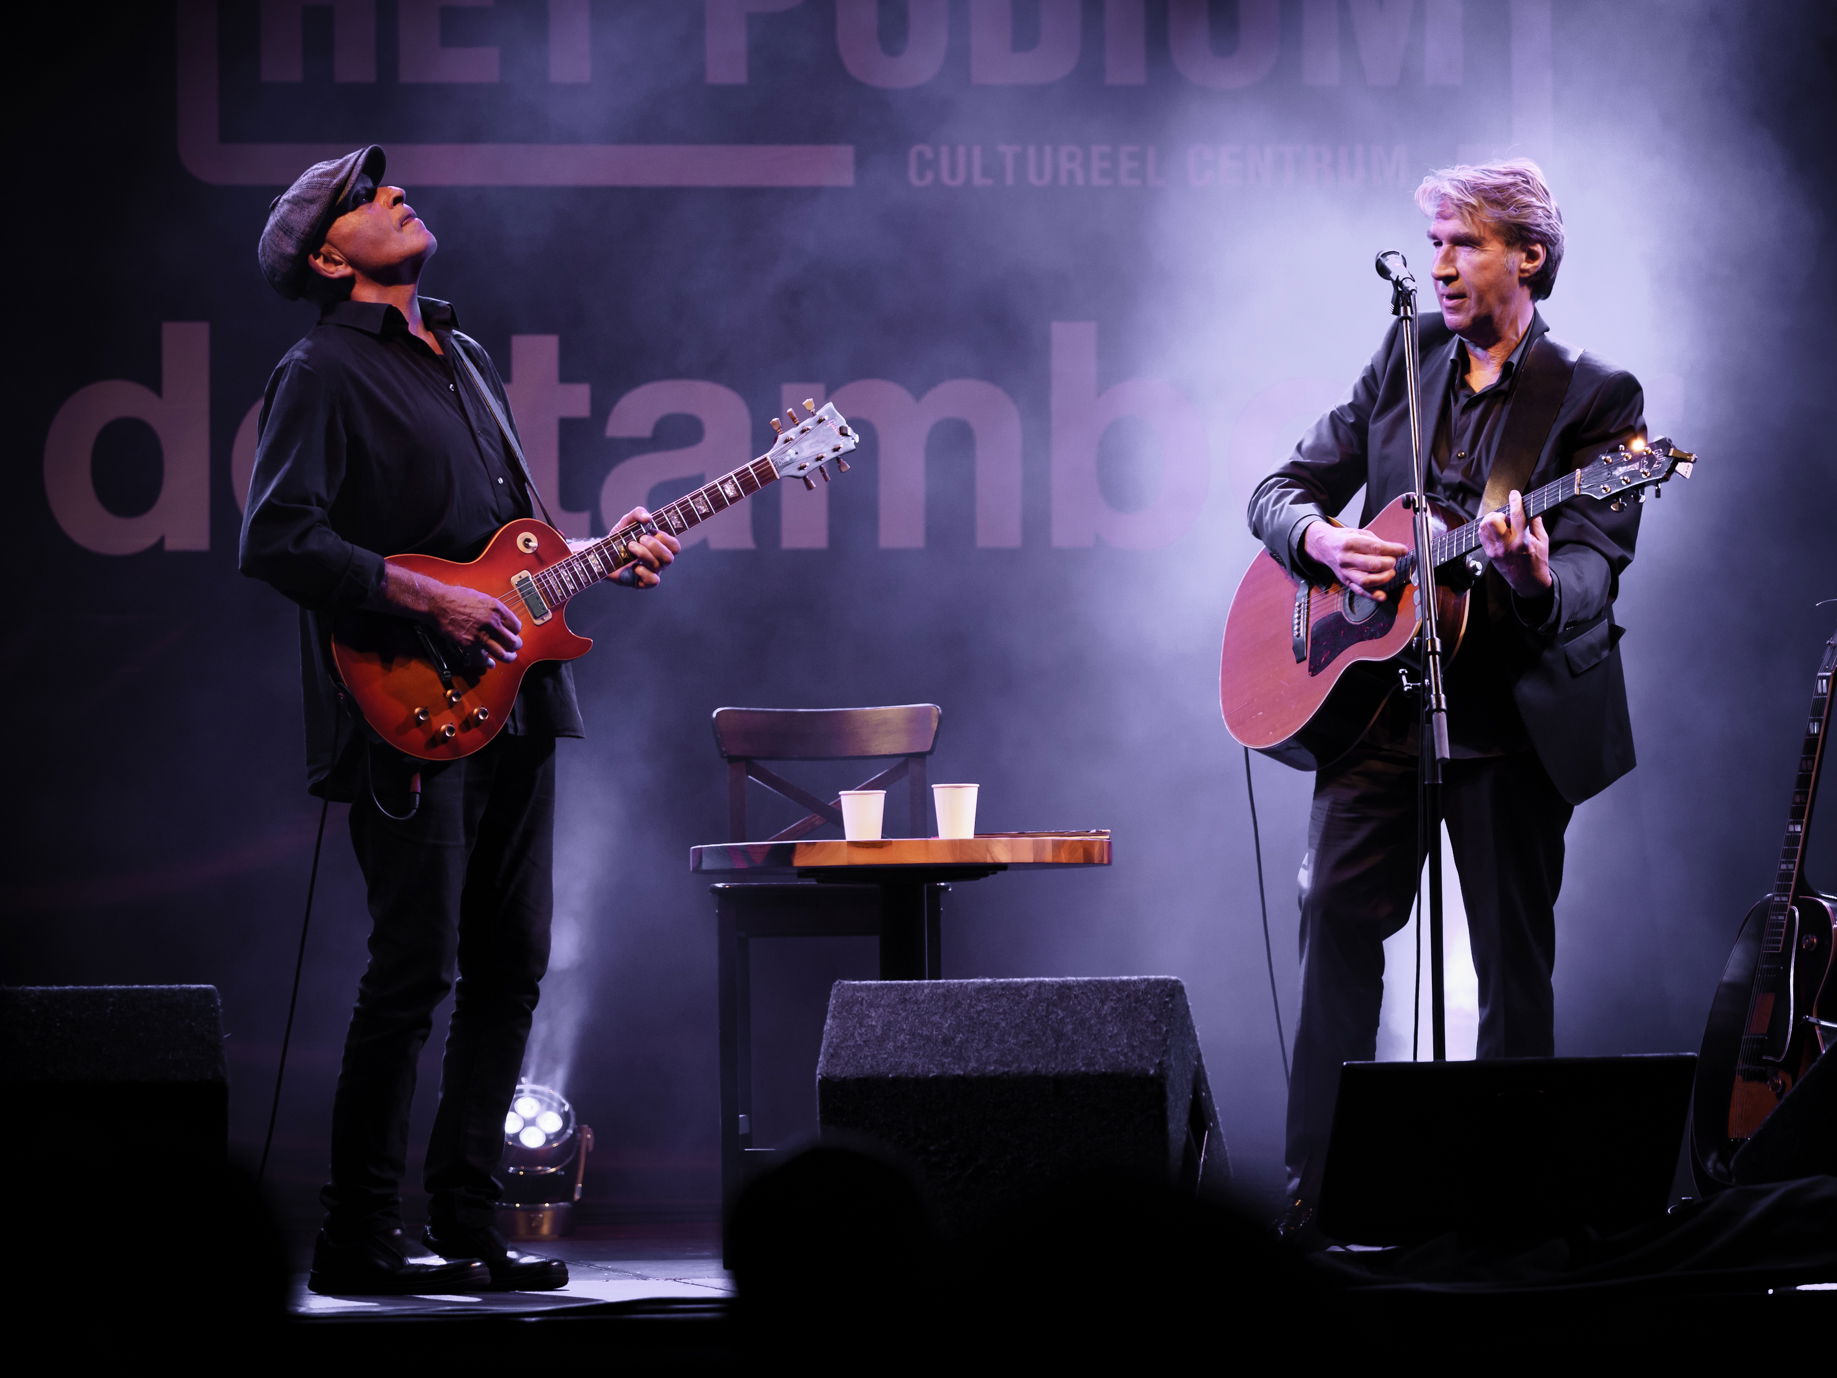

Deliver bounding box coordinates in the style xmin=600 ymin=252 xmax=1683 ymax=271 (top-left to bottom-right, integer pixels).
xmin=1342 ymin=589 xmax=1379 ymax=624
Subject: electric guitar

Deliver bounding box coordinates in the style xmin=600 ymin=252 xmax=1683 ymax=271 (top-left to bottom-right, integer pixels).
xmin=1692 ymin=623 xmax=1837 ymax=1187
xmin=1218 ymin=437 xmax=1696 ymax=770
xmin=330 ymin=400 xmax=859 ymax=761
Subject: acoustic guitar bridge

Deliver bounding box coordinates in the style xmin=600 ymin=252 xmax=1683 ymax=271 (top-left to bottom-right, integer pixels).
xmin=1291 ymin=581 xmax=1310 ymax=663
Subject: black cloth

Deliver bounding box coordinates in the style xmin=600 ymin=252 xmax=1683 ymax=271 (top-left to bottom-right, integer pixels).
xmin=239 ymin=296 xmax=573 ymax=1237
xmin=1245 ymin=310 xmax=1644 ymax=1199
xmin=239 ymin=296 xmax=581 ymax=801
xmin=331 ymin=735 xmax=555 ymax=1235
xmin=1284 ymin=703 xmax=1572 ymax=1199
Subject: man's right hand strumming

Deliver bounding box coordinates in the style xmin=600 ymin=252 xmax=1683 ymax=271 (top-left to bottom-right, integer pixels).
xmin=1302 ymin=520 xmax=1411 ymax=601
xmin=385 ymin=564 xmax=525 ymax=662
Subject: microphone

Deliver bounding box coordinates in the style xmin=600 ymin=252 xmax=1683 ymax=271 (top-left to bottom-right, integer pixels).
xmin=1374 ymin=249 xmax=1415 ymax=288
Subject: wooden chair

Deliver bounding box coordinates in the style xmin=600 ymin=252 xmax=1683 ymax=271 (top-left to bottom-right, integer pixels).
xmin=709 ymin=704 xmax=943 ymax=1211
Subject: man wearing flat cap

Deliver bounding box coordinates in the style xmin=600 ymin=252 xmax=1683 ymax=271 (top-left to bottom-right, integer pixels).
xmin=240 ymin=147 xmax=681 ymax=1294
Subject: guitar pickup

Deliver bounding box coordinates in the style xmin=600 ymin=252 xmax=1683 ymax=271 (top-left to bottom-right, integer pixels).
xmin=510 ymin=570 xmax=552 ymax=625
xmin=1292 ymin=581 xmax=1310 ymax=663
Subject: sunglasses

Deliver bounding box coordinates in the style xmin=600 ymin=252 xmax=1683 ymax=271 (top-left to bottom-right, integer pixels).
xmin=336 ymin=175 xmax=381 ymax=217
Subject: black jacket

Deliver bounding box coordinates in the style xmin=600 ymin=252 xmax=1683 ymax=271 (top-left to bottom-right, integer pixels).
xmin=1247 ymin=311 xmax=1645 ymax=804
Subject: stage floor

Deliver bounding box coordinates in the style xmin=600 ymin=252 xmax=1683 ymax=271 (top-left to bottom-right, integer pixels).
xmin=279 ymin=1223 xmax=742 ymax=1366
xmin=289 ymin=1222 xmax=733 ymax=1320
xmin=264 ymin=1204 xmax=1834 ymax=1367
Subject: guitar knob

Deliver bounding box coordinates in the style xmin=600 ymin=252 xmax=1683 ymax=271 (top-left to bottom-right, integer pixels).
xmin=473 ymin=707 xmax=490 ymax=724
xmin=440 ymin=723 xmax=458 ymax=740
xmin=414 ymin=708 xmax=430 ymax=724
xmin=447 ymin=689 xmax=464 ymax=706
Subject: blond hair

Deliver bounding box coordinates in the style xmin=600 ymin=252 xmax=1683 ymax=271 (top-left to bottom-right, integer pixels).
xmin=1415 ymin=158 xmax=1564 ymax=301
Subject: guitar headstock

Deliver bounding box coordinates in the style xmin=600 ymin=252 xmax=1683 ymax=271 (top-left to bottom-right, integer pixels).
xmin=767 ymin=400 xmax=860 ymax=488
xmin=1575 ymin=436 xmax=1696 ymax=511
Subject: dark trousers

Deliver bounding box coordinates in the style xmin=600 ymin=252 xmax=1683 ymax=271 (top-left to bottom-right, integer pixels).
xmin=1283 ymin=728 xmax=1571 ymax=1200
xmin=322 ymin=733 xmax=556 ymax=1238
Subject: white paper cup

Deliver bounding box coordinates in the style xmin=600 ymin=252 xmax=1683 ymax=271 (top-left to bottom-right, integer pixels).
xmin=839 ymin=789 xmax=886 ymax=841
xmin=931 ymin=783 xmax=979 ymax=839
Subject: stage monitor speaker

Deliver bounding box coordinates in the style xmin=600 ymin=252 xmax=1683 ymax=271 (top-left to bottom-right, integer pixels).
xmin=816 ymin=976 xmax=1227 ymax=1235
xmin=1316 ymin=1053 xmax=1696 ymax=1245
xmin=0 ymin=984 xmax=228 ymax=1175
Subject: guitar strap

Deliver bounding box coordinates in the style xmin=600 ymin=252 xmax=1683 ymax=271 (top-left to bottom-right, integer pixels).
xmin=1478 ymin=331 xmax=1582 ymax=518
xmin=448 ymin=333 xmax=562 ymax=529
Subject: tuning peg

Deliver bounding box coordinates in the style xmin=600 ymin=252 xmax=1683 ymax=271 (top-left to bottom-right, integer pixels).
xmin=785 ymin=408 xmax=798 ymax=428
xmin=769 ymin=417 xmax=783 ymax=434
xmin=837 ymin=424 xmax=852 ymax=437
xmin=802 ymin=476 xmax=816 ymax=491
xmin=803 ymin=398 xmax=816 ymax=413
xmin=819 ymin=466 xmax=831 ymax=482
xmin=836 ymin=457 xmax=850 ymax=472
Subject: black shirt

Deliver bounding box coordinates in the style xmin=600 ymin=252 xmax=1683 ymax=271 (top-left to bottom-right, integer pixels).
xmin=1425 ymin=321 xmax=1543 ymax=756
xmin=240 ymin=296 xmax=583 ymax=798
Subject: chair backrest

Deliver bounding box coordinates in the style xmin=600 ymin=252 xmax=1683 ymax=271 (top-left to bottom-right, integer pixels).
xmin=712 ymin=705 xmax=942 ymax=842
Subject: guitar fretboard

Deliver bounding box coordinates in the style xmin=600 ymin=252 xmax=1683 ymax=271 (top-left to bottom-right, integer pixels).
xmin=1738 ymin=631 xmax=1836 ymax=1066
xmin=1768 ymin=640 xmax=1835 ymax=934
xmin=525 ymin=456 xmax=781 ymax=608
xmin=1426 ymin=469 xmax=1584 ymax=569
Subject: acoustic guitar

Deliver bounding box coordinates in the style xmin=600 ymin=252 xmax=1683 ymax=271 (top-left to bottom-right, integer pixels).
xmin=1218 ymin=437 xmax=1696 ymax=770
xmin=330 ymin=400 xmax=858 ymax=761
xmin=1692 ymin=623 xmax=1837 ymax=1187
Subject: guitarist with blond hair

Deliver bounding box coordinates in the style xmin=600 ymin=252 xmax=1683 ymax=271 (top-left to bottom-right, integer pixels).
xmin=240 ymin=147 xmax=680 ymax=1293
xmin=1245 ymin=159 xmax=1646 ymax=1240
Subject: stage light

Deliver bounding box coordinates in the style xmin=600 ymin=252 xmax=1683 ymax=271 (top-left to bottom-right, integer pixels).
xmin=498 ymin=1081 xmax=594 ymax=1241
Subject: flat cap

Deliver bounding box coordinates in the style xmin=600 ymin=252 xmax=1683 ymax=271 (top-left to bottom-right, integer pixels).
xmin=258 ymin=145 xmax=387 ymax=300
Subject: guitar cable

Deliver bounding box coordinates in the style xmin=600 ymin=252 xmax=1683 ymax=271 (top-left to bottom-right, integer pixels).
xmin=1411 ymin=768 xmax=1426 ymax=1063
xmin=256 ymin=706 xmax=366 ymax=1188
xmin=257 ymin=789 xmax=330 ymax=1190
xmin=366 ymin=744 xmax=423 ymax=822
xmin=1242 ymin=746 xmax=1292 ymax=1088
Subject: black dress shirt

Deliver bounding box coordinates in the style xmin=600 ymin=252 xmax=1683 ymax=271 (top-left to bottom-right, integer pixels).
xmin=240 ymin=296 xmax=582 ymax=799
xmin=1426 ymin=322 xmax=1542 ymax=756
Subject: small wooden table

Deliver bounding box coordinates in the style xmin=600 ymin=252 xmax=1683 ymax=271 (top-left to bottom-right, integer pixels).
xmin=690 ymin=831 xmax=1112 ymax=978
xmin=695 ymin=831 xmax=1111 ymax=1221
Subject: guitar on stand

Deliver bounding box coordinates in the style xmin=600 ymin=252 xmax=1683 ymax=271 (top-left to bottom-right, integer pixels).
xmin=330 ymin=401 xmax=859 ymax=762
xmin=1692 ymin=622 xmax=1837 ymax=1188
xmin=1219 ymin=437 xmax=1697 ymax=769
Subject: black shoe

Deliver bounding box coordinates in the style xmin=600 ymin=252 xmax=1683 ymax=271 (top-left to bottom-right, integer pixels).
xmin=423 ymin=1224 xmax=568 ymax=1291
xmin=308 ymin=1227 xmax=491 ymax=1295
xmin=1271 ymin=1196 xmax=1328 ymax=1252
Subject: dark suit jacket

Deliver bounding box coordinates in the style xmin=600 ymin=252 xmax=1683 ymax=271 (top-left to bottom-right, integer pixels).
xmin=1246 ymin=311 xmax=1645 ymax=804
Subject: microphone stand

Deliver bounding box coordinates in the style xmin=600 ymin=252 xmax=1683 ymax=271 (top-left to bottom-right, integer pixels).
xmin=1381 ymin=254 xmax=1451 ymax=1063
